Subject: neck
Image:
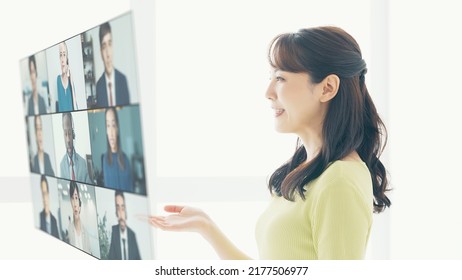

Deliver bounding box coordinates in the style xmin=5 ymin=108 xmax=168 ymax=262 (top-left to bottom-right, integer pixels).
xmin=298 ymin=129 xmax=323 ymax=163
xmin=61 ymin=73 xmax=69 ymax=84
xmin=74 ymin=218 xmax=81 ymax=233
xmin=105 ymin=69 xmax=113 ymax=80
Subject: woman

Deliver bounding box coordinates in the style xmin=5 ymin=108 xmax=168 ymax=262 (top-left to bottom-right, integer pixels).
xmin=68 ymin=181 xmax=91 ymax=253
xmin=102 ymin=107 xmax=133 ymax=192
xmin=149 ymin=26 xmax=391 ymax=259
xmin=57 ymin=41 xmax=76 ymax=112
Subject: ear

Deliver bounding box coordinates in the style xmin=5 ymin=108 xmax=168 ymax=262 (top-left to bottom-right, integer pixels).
xmin=319 ymin=74 xmax=340 ymax=103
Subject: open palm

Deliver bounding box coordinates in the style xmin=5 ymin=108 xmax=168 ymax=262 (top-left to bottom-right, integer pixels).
xmin=148 ymin=205 xmax=211 ymax=235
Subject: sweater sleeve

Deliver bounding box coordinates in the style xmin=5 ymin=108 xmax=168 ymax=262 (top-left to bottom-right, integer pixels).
xmin=311 ymin=177 xmax=372 ymax=259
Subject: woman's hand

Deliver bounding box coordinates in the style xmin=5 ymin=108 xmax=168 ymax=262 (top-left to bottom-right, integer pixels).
xmin=142 ymin=205 xmax=252 ymax=259
xmin=148 ymin=205 xmax=212 ymax=236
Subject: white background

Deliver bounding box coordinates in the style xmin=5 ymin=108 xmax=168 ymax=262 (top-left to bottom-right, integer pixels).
xmin=1 ymin=0 xmax=462 ymax=261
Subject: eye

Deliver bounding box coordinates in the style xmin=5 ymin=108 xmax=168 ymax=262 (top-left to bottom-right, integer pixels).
xmin=275 ymin=76 xmax=285 ymax=82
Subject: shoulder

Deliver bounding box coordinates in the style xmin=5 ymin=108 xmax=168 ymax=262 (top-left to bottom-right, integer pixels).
xmin=96 ymin=74 xmax=105 ymax=87
xmin=115 ymin=68 xmax=127 ymax=79
xmin=122 ymin=152 xmax=130 ymax=162
xmin=43 ymin=152 xmax=50 ymax=160
xmin=122 ymin=153 xmax=131 ymax=167
xmin=116 ymin=152 xmax=129 ymax=162
xmin=75 ymin=152 xmax=86 ymax=163
xmin=127 ymin=226 xmax=136 ymax=237
xmin=318 ymin=161 xmax=370 ymax=187
xmin=309 ymin=161 xmax=372 ymax=205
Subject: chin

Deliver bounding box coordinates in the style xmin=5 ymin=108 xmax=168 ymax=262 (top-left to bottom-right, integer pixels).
xmin=274 ymin=125 xmax=291 ymax=134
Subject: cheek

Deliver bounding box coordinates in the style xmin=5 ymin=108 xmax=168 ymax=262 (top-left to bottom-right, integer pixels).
xmin=291 ymin=96 xmax=320 ymax=120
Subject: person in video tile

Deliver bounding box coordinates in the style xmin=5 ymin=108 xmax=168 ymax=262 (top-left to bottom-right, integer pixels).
xmin=32 ymin=115 xmax=55 ymax=176
xmin=57 ymin=41 xmax=76 ymax=112
xmin=59 ymin=112 xmax=91 ymax=184
xmin=102 ymin=107 xmax=133 ymax=191
xmin=108 ymin=191 xmax=141 ymax=260
xmin=27 ymin=55 xmax=47 ymax=115
xmin=95 ymin=21 xmax=130 ymax=108
xmin=67 ymin=181 xmax=91 ymax=252
xmin=39 ymin=175 xmax=59 ymax=239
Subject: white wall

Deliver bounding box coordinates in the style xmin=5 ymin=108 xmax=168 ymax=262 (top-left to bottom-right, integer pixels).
xmin=389 ymin=0 xmax=462 ymax=259
xmin=154 ymin=0 xmax=373 ymax=178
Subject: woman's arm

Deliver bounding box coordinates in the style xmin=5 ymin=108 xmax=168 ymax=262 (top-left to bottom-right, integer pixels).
xmin=149 ymin=205 xmax=252 ymax=260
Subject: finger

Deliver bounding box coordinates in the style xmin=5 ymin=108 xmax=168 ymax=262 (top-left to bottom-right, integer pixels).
xmin=148 ymin=217 xmax=168 ymax=230
xmin=164 ymin=205 xmax=185 ymax=213
xmin=135 ymin=214 xmax=150 ymax=222
xmin=139 ymin=214 xmax=165 ymax=224
xmin=149 ymin=216 xmax=166 ymax=223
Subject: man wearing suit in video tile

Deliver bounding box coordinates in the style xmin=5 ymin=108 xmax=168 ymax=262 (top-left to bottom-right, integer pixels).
xmin=59 ymin=112 xmax=91 ymax=184
xmin=108 ymin=191 xmax=141 ymax=260
xmin=32 ymin=115 xmax=55 ymax=176
xmin=27 ymin=55 xmax=47 ymax=116
xmin=39 ymin=175 xmax=60 ymax=239
xmin=95 ymin=21 xmax=130 ymax=108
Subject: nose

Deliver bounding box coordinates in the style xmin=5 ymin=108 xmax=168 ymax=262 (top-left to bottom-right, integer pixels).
xmin=265 ymin=79 xmax=276 ymax=101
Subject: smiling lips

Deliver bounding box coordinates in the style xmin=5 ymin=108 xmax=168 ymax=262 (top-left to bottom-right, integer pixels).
xmin=273 ymin=108 xmax=285 ymax=117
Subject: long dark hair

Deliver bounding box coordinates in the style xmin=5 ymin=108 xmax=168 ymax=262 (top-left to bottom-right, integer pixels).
xmin=106 ymin=107 xmax=125 ymax=170
xmin=267 ymin=26 xmax=391 ymax=213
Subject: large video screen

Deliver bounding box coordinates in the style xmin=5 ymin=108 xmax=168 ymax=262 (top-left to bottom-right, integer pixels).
xmin=20 ymin=12 xmax=153 ymax=259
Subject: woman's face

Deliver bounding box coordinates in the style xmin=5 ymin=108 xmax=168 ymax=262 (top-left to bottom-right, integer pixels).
xmin=265 ymin=69 xmax=324 ymax=135
xmin=106 ymin=110 xmax=119 ymax=153
xmin=59 ymin=43 xmax=68 ymax=75
xmin=71 ymin=187 xmax=80 ymax=220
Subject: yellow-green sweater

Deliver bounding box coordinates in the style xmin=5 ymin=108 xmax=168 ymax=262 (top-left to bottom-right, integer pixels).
xmin=256 ymin=161 xmax=373 ymax=259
